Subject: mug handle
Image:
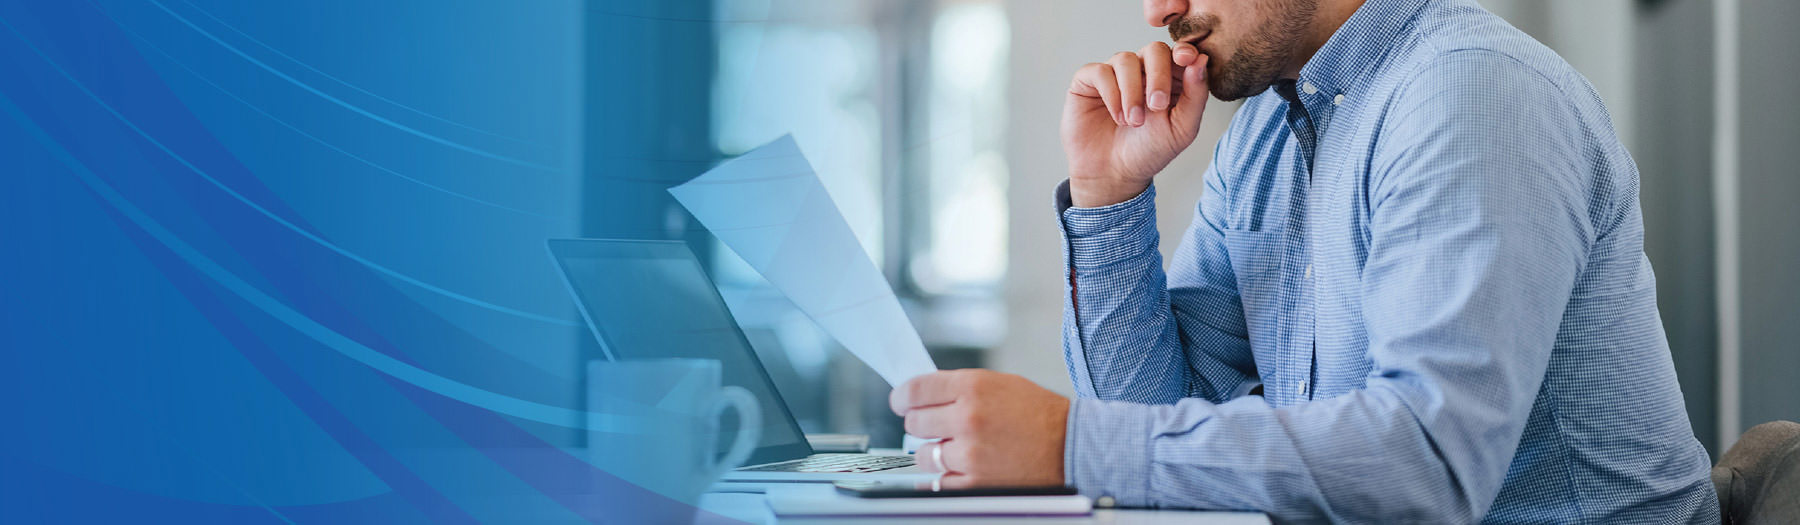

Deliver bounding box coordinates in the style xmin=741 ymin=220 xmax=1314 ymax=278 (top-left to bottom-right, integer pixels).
xmin=704 ymin=386 xmax=761 ymax=479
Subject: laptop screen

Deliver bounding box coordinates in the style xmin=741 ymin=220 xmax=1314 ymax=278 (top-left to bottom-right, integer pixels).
xmin=548 ymin=239 xmax=811 ymax=467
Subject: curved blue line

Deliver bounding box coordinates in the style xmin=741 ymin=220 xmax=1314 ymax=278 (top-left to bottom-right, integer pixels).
xmin=139 ymin=0 xmax=562 ymax=173
xmin=176 ymin=0 xmax=541 ymax=148
xmin=103 ymin=9 xmax=553 ymax=220
xmin=0 ymin=16 xmax=580 ymax=327
xmin=0 ymin=93 xmax=590 ymax=428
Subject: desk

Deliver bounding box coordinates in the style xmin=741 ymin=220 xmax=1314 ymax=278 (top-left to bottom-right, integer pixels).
xmin=438 ymin=447 xmax=1269 ymax=523
xmin=696 ymin=492 xmax=1272 ymax=524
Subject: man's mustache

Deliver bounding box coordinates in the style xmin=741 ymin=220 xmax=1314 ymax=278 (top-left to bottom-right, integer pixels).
xmin=1168 ymin=13 xmax=1219 ymax=44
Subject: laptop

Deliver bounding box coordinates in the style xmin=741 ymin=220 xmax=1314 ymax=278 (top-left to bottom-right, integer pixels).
xmin=547 ymin=238 xmax=929 ymax=482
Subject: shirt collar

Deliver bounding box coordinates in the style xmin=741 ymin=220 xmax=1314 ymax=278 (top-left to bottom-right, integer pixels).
xmin=1294 ymin=0 xmax=1431 ymax=97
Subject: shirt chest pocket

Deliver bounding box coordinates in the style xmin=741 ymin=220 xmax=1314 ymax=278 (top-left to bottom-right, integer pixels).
xmin=1222 ymin=229 xmax=1284 ymax=351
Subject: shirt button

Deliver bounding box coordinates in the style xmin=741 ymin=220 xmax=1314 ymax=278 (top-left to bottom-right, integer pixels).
xmin=1305 ymin=264 xmax=1313 ymax=279
xmin=1333 ymin=94 xmax=1345 ymax=105
xmin=1302 ymin=81 xmax=1319 ymax=95
xmin=1297 ymin=380 xmax=1310 ymax=397
xmin=1096 ymin=496 xmax=1117 ymax=508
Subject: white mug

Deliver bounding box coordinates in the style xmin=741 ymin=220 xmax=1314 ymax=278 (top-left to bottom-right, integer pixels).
xmin=587 ymin=358 xmax=760 ymax=511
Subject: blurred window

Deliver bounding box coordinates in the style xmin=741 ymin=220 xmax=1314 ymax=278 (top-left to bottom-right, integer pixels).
xmin=704 ymin=0 xmax=1010 ymax=437
xmin=711 ymin=16 xmax=884 ymax=280
xmin=915 ymin=2 xmax=1010 ymax=294
xmin=710 ymin=0 xmax=1009 ymax=294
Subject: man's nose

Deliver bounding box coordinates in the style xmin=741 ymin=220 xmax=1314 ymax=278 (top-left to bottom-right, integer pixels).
xmin=1144 ymin=0 xmax=1186 ymax=28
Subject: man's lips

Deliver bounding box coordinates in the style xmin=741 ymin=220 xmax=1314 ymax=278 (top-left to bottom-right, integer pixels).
xmin=1175 ymin=30 xmax=1210 ymax=50
xmin=1173 ymin=32 xmax=1211 ymax=61
xmin=1172 ymin=32 xmax=1211 ymax=66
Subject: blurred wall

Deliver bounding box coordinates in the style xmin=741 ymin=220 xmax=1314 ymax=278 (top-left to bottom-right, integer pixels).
xmin=1730 ymin=0 xmax=1800 ymax=449
xmin=1633 ymin=0 xmax=1722 ymax=455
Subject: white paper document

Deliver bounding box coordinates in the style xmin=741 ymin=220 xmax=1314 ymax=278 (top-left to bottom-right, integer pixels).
xmin=669 ymin=135 xmax=937 ymax=387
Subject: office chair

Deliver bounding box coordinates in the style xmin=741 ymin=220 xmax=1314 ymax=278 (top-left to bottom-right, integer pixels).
xmin=1713 ymin=420 xmax=1800 ymax=524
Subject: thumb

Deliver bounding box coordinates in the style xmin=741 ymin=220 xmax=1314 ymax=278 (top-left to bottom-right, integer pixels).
xmin=1169 ymin=55 xmax=1209 ymax=133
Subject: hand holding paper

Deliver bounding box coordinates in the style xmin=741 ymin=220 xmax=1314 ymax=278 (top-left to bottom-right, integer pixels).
xmin=669 ymin=135 xmax=937 ymax=387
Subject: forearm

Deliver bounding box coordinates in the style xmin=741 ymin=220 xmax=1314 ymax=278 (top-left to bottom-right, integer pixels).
xmin=1063 ymin=390 xmax=1488 ymax=523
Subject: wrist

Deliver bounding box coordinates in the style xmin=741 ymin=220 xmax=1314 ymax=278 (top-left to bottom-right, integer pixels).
xmin=1049 ymin=396 xmax=1071 ymax=483
xmin=1068 ymin=177 xmax=1151 ymax=208
xmin=1062 ymin=398 xmax=1156 ymax=505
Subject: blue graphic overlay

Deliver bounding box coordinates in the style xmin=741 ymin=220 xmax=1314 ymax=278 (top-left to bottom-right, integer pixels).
xmin=0 ymin=0 xmax=745 ymax=522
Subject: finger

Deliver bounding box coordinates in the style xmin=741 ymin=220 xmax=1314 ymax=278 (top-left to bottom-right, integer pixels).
xmin=914 ymin=440 xmax=942 ymax=474
xmin=1107 ymin=52 xmax=1146 ymax=127
xmin=1068 ymin=62 xmax=1125 ymax=126
xmin=1140 ymin=42 xmax=1173 ymax=112
xmin=940 ymin=439 xmax=970 ymax=475
xmin=903 ymin=405 xmax=964 ymax=438
xmin=916 ymin=440 xmax=942 ymax=473
xmin=915 ymin=439 xmax=968 ymax=475
xmin=1169 ymin=54 xmax=1210 ymax=131
xmin=936 ymin=473 xmax=979 ymax=490
xmin=890 ymin=370 xmax=972 ymax=414
xmin=1172 ymin=41 xmax=1201 ymax=67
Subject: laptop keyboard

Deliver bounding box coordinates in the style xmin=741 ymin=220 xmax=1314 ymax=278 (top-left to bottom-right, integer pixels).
xmin=740 ymin=454 xmax=915 ymax=473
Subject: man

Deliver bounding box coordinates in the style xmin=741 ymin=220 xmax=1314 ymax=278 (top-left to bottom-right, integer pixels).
xmin=889 ymin=0 xmax=1719 ymax=522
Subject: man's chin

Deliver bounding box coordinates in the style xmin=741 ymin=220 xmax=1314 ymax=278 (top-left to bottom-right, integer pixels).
xmin=1198 ymin=60 xmax=1247 ymax=102
xmin=1211 ymin=83 xmax=1274 ymax=102
xmin=1207 ymin=83 xmax=1260 ymax=102
xmin=1204 ymin=64 xmax=1279 ymax=102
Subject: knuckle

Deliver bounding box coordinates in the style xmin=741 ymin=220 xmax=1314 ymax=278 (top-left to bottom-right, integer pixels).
xmin=958 ymin=405 xmax=987 ymax=434
xmin=971 ymin=371 xmax=1000 ymax=393
xmin=937 ymin=406 xmax=958 ymax=429
xmin=952 ymin=369 xmax=981 ymax=391
xmin=965 ymin=380 xmax=989 ymax=400
xmin=901 ymin=380 xmax=922 ymax=406
xmin=960 ymin=411 xmax=984 ymax=435
xmin=1107 ymin=51 xmax=1138 ymax=65
xmin=1142 ymin=41 xmax=1171 ymax=54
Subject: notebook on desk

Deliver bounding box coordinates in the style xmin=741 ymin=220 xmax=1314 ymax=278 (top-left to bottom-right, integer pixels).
xmin=765 ymin=484 xmax=1093 ymax=517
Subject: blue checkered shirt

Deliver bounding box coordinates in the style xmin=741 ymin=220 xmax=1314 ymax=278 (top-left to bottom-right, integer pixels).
xmin=1055 ymin=0 xmax=1717 ymax=522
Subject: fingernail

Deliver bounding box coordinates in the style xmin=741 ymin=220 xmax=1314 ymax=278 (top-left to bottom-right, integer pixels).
xmin=1148 ymin=91 xmax=1169 ymax=111
xmin=1128 ymin=106 xmax=1145 ymax=126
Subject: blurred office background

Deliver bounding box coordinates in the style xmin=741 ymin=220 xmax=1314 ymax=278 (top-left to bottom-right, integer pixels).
xmin=592 ymin=0 xmax=1797 ymax=454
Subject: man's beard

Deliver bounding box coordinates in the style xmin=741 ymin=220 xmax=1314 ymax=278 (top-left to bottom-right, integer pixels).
xmin=1169 ymin=0 xmax=1319 ymax=101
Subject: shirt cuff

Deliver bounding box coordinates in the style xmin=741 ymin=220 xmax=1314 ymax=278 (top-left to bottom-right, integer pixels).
xmin=1054 ymin=180 xmax=1159 ymax=270
xmin=1063 ymin=397 xmax=1155 ymax=506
